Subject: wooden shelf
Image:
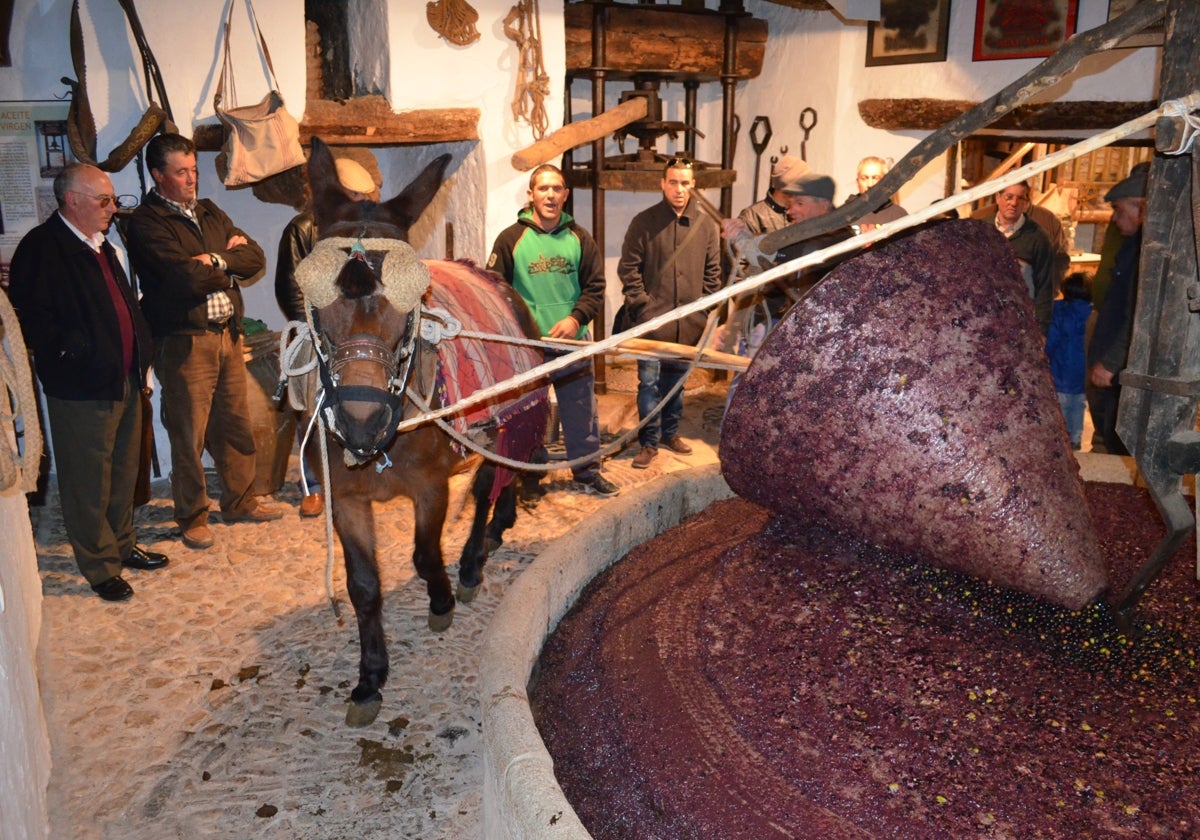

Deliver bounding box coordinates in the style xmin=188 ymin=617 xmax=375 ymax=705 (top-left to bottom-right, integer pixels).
xmin=192 ymin=96 xmax=479 ymax=151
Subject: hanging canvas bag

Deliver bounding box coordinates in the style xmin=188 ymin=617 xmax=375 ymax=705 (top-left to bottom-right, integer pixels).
xmin=213 ymin=0 xmax=305 ymax=187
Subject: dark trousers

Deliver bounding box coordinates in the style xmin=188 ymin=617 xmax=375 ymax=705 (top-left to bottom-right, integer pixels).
xmin=155 ymin=328 xmax=258 ymax=529
xmin=548 ymin=350 xmax=602 ymax=481
xmin=45 ymin=374 xmax=142 ymax=585
xmin=637 ymin=359 xmax=688 ymax=449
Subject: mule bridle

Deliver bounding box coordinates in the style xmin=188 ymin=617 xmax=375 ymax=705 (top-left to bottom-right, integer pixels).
xmin=313 ymin=306 xmax=422 ymax=461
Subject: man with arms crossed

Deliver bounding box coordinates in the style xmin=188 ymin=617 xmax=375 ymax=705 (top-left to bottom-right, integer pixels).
xmin=127 ymin=133 xmax=282 ymax=551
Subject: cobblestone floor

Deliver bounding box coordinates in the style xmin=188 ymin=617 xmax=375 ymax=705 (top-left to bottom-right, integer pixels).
xmin=32 ymin=387 xmax=728 ymax=840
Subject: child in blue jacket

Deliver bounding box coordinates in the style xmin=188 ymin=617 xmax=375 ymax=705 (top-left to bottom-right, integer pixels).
xmin=1045 ymin=272 xmax=1093 ymax=449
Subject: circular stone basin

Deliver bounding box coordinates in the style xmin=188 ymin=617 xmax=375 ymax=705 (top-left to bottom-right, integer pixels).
xmin=531 ymin=481 xmax=1199 ymax=839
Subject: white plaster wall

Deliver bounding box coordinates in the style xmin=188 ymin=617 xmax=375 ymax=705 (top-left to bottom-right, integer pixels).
xmin=0 ymin=487 xmax=50 ymax=840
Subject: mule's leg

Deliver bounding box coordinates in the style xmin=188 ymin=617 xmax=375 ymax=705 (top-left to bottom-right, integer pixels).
xmin=412 ymin=479 xmax=456 ymax=632
xmin=486 ymin=481 xmax=519 ymax=552
xmin=457 ymin=463 xmax=502 ymax=603
xmin=333 ymin=494 xmax=388 ymax=728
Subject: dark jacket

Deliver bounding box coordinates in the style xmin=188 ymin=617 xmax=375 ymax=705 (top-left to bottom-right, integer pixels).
xmin=275 ymin=210 xmax=316 ymax=323
xmin=1089 ymin=231 xmax=1141 ymax=375
xmin=8 ymin=212 xmax=153 ymax=400
xmin=736 ymin=194 xmax=790 ymax=235
xmin=988 ymin=213 xmax=1056 ymax=335
xmin=617 ymin=197 xmax=722 ymax=346
xmin=487 ymin=209 xmax=606 ymax=338
xmin=126 ymin=190 xmax=265 ymax=338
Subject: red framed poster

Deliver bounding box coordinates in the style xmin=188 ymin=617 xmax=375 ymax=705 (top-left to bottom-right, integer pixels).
xmin=974 ymin=0 xmax=1080 ymax=61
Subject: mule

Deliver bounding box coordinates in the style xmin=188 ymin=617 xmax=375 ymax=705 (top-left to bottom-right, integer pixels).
xmin=299 ymin=138 xmax=549 ymax=727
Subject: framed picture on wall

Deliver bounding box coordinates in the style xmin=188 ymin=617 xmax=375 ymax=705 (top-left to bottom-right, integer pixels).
xmin=865 ymin=0 xmax=951 ymax=67
xmin=1107 ymin=0 xmax=1164 ymax=47
xmin=973 ymin=0 xmax=1079 ymax=61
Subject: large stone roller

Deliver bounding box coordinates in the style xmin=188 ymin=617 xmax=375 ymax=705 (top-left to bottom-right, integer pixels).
xmin=721 ymin=219 xmax=1107 ymax=610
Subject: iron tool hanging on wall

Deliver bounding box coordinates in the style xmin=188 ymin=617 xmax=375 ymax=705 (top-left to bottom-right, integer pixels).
xmin=799 ymin=107 xmax=818 ymax=161
xmin=749 ymin=115 xmax=772 ymax=202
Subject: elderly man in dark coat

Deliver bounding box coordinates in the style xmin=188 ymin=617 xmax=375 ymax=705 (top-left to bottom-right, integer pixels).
xmin=9 ymin=163 xmax=169 ymax=600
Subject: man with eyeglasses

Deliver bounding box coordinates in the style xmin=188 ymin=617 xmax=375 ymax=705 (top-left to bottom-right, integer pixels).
xmin=9 ymin=163 xmax=169 ymax=601
xmin=987 ymin=181 xmax=1055 ymax=335
xmin=127 ymin=133 xmax=282 ymax=552
xmin=618 ymin=157 xmax=721 ymax=469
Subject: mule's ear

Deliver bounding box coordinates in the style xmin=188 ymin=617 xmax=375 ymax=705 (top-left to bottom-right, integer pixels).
xmin=309 ymin=137 xmax=353 ymax=228
xmin=381 ymin=153 xmax=452 ymax=233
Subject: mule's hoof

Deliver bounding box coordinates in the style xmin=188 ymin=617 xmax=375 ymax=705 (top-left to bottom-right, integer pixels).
xmin=485 ymin=536 xmax=502 ymax=554
xmin=457 ymin=580 xmax=481 ymax=603
xmin=428 ymin=604 xmax=455 ymax=633
xmin=346 ymin=695 xmax=383 ymax=728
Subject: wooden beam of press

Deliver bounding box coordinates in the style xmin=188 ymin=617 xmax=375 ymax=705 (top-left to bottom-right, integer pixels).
xmin=858 ymin=99 xmax=1159 ymax=132
xmin=511 ymin=98 xmax=648 ymax=171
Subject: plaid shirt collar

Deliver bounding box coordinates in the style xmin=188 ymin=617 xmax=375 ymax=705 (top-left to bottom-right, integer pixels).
xmin=154 ymin=188 xmax=199 ymax=220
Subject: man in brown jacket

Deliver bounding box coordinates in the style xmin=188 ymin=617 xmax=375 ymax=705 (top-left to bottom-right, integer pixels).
xmin=618 ymin=157 xmax=721 ymax=469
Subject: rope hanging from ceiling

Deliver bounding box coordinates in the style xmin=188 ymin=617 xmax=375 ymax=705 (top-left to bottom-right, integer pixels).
xmin=503 ymin=0 xmax=550 ymax=141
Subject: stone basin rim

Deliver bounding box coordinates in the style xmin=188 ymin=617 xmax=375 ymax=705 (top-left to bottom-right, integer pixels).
xmin=477 ymin=454 xmax=1141 ymax=840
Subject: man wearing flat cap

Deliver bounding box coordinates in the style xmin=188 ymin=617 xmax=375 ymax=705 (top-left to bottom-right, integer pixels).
xmin=1087 ymin=162 xmax=1148 ymax=455
xmin=774 ymin=171 xmax=856 ymax=296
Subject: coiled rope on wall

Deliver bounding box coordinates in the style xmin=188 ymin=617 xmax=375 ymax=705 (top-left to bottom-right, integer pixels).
xmin=503 ymin=0 xmax=549 ymax=141
xmin=0 ymin=289 xmax=43 ymax=494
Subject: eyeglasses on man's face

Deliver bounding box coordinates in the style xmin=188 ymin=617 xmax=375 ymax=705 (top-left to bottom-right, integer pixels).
xmin=70 ymin=190 xmax=137 ymax=210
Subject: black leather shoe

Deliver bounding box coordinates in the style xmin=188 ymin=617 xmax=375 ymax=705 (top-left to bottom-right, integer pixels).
xmin=92 ymin=576 xmax=134 ymax=601
xmin=124 ymin=545 xmax=170 ymax=570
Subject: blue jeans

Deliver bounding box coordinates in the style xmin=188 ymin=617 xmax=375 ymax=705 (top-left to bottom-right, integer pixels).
xmin=1057 ymin=391 xmax=1086 ymax=448
xmin=637 ymin=359 xmax=687 ymax=449
xmin=548 ymin=349 xmax=601 ymax=481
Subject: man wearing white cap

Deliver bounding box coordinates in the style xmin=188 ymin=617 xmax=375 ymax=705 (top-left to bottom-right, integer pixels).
xmin=275 ymin=154 xmax=379 ymax=516
xmin=737 ymin=154 xmax=809 ymax=235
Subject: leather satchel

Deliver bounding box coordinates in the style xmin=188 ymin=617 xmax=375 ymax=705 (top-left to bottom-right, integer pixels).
xmin=214 ymin=0 xmax=305 ymax=187
xmin=63 ymin=0 xmax=176 ymax=172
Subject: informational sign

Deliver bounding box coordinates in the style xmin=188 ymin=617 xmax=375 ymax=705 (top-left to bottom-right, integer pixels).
xmin=0 ymin=101 xmax=75 ymax=289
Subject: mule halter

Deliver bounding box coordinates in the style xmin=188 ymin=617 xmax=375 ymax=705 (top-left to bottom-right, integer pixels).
xmin=313 ymin=306 xmax=421 ymax=461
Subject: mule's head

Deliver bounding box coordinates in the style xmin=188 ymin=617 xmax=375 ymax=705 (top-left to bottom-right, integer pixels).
xmin=297 ymin=138 xmax=450 ymax=461
xmin=310 ymin=137 xmax=450 ymax=244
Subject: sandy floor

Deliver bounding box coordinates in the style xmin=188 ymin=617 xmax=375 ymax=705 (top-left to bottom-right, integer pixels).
xmin=31 ymin=387 xmax=728 ymax=840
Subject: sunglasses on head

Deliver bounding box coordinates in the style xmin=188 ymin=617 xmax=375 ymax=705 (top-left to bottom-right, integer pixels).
xmin=664 ymin=156 xmax=694 ymax=171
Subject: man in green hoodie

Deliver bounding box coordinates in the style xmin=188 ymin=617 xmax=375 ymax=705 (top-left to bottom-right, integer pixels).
xmin=487 ymin=164 xmax=619 ymax=500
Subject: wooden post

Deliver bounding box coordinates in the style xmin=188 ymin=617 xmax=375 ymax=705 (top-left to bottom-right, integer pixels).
xmin=510 ymin=98 xmax=648 ymax=171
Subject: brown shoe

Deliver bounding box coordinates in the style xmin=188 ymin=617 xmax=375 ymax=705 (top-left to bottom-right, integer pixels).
xmin=223 ymin=502 xmax=286 ymax=523
xmin=299 ymin=492 xmax=324 ymax=518
xmin=182 ymin=522 xmax=214 ymax=550
xmin=632 ymin=446 xmax=658 ymax=469
xmin=662 ymin=436 xmax=693 ymax=455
